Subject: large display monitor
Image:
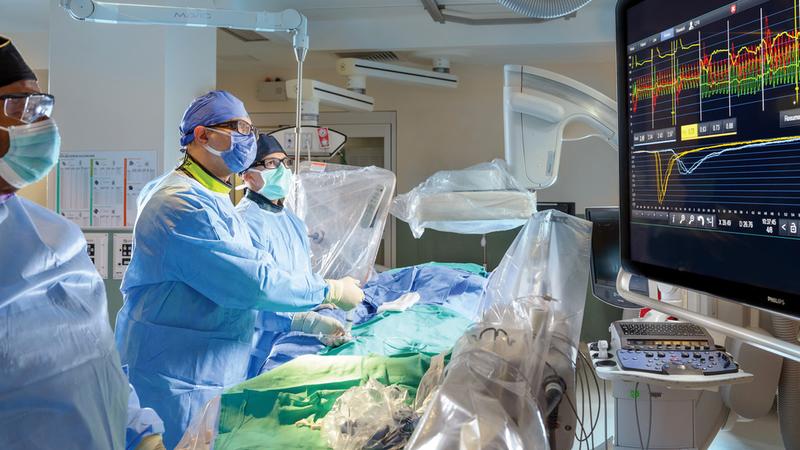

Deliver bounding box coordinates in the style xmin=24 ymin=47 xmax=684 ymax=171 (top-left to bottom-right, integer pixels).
xmin=617 ymin=0 xmax=800 ymax=317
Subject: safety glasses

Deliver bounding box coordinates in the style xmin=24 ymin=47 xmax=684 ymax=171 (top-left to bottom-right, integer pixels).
xmin=252 ymin=157 xmax=293 ymax=170
xmin=1 ymin=93 xmax=55 ymax=123
xmin=210 ymin=119 xmax=257 ymax=136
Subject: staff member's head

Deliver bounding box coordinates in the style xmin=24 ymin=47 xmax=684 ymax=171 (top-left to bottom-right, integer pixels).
xmin=178 ymin=90 xmax=257 ymax=180
xmin=0 ymin=36 xmax=59 ymax=196
xmin=241 ymin=133 xmax=294 ymax=202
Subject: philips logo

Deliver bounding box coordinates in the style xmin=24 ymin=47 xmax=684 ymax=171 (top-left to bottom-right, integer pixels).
xmin=174 ymin=11 xmax=212 ymax=20
xmin=767 ymin=296 xmax=786 ymax=306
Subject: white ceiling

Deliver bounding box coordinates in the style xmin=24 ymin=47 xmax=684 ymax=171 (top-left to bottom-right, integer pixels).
xmin=1 ymin=0 xmax=617 ymax=69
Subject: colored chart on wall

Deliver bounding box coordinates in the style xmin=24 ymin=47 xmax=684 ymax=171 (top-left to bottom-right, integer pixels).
xmin=56 ymin=151 xmax=157 ymax=228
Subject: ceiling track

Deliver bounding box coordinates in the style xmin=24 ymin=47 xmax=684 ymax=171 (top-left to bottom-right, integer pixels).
xmin=420 ymin=0 xmax=576 ymax=25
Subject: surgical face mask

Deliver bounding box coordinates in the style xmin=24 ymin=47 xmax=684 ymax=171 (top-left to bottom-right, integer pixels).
xmin=0 ymin=119 xmax=61 ymax=189
xmin=253 ymin=163 xmax=294 ymax=200
xmin=202 ymin=128 xmax=256 ymax=174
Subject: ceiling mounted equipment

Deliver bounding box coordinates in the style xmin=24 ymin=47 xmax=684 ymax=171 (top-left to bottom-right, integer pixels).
xmin=286 ymin=79 xmax=375 ymax=113
xmin=337 ymin=58 xmax=458 ymax=92
xmin=221 ymin=28 xmax=269 ymax=42
xmin=496 ymin=0 xmax=593 ymax=19
xmin=59 ymin=0 xmax=311 ymax=168
xmin=335 ymin=51 xmax=400 ymax=63
xmin=420 ymin=0 xmax=576 ymax=25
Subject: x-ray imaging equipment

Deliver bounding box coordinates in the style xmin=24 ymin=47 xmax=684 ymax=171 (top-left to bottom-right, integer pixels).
xmin=503 ymin=64 xmax=618 ymax=190
xmin=503 ymin=28 xmax=799 ymax=446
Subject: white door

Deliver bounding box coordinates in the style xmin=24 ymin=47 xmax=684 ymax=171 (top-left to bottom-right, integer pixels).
xmin=249 ymin=111 xmax=397 ymax=268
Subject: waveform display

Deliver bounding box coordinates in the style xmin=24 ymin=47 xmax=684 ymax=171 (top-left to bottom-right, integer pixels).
xmin=633 ymin=135 xmax=800 ymax=203
xmin=629 ymin=2 xmax=800 ymax=120
xmin=627 ymin=0 xmax=800 ymax=218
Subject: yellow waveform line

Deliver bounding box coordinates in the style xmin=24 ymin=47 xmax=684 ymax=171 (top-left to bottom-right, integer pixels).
xmin=633 ymin=39 xmax=700 ymax=67
xmin=632 ymin=26 xmax=800 ymax=98
xmin=652 ymin=135 xmax=800 ymax=203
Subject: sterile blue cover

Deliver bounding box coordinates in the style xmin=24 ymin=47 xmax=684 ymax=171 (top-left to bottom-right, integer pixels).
xmin=250 ymin=264 xmax=487 ymax=376
xmin=235 ymin=194 xmax=328 ymax=378
xmin=0 ymin=195 xmax=128 ymax=449
xmin=116 ymin=171 xmax=326 ymax=448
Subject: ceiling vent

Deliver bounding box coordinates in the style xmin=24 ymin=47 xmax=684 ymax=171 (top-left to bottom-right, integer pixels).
xmin=335 ymin=51 xmax=400 ymax=63
xmin=222 ymin=28 xmax=270 ymax=42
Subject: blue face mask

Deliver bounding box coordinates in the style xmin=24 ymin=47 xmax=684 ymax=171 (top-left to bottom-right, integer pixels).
xmin=0 ymin=119 xmax=61 ymax=189
xmin=202 ymin=128 xmax=256 ymax=174
xmin=255 ymin=163 xmax=294 ymax=200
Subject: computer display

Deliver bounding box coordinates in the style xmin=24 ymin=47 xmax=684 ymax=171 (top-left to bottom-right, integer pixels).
xmin=617 ymin=0 xmax=800 ymax=317
xmin=538 ymin=202 xmax=577 ymax=216
xmin=586 ymin=207 xmax=649 ymax=309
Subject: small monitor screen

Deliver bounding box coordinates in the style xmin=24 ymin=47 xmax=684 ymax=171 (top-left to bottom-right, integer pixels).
xmin=591 ymin=212 xmax=621 ymax=287
xmin=538 ymin=202 xmax=576 ymax=216
xmin=587 ymin=208 xmax=647 ymax=309
xmin=618 ymin=0 xmax=800 ymax=317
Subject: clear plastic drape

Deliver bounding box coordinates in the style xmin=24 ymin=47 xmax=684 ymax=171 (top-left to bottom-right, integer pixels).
xmin=289 ymin=162 xmax=396 ymax=282
xmin=390 ymin=160 xmax=536 ymax=238
xmin=407 ymin=210 xmax=592 ymax=449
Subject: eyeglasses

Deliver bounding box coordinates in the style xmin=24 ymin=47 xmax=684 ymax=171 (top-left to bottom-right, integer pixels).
xmin=252 ymin=157 xmax=293 ymax=170
xmin=1 ymin=93 xmax=55 ymax=123
xmin=209 ymin=119 xmax=257 ymax=136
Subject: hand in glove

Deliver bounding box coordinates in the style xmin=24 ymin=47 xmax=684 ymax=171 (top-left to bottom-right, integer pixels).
xmin=324 ymin=277 xmax=365 ymax=311
xmin=291 ymin=311 xmax=346 ymax=337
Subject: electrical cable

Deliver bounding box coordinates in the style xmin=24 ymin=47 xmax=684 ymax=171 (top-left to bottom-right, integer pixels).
xmin=575 ymin=358 xmax=586 ymax=450
xmin=566 ymin=360 xmax=589 ymax=448
xmin=573 ymin=352 xmax=604 ymax=447
xmin=578 ymin=352 xmax=595 ymax=450
xmin=564 ymin=385 xmax=589 ymax=449
xmin=634 ymin=382 xmax=647 ymax=450
xmin=563 ymin=133 xmax=607 ymax=142
xmin=576 ymin=350 xmax=603 ymax=444
xmin=647 ymin=384 xmax=653 ymax=450
xmin=545 ymin=361 xmax=586 ymax=449
xmin=603 ymin=376 xmax=609 ymax=449
xmin=580 ymin=350 xmax=603 ymax=435
xmin=587 ymin=356 xmax=595 ymax=450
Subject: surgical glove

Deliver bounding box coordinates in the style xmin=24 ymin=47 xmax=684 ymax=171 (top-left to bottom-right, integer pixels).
xmin=324 ymin=277 xmax=365 ymax=311
xmin=291 ymin=311 xmax=346 ymax=336
xmin=136 ymin=434 xmax=167 ymax=450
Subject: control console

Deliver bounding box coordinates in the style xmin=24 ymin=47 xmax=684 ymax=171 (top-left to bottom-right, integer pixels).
xmin=609 ymin=320 xmax=739 ymax=376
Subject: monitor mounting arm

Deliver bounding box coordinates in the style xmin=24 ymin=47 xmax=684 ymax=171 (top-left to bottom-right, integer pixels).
xmin=60 ymin=0 xmax=310 ymax=165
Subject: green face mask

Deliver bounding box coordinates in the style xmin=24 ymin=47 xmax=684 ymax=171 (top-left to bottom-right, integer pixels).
xmin=0 ymin=119 xmax=61 ymax=189
xmin=255 ymin=163 xmax=294 ymax=200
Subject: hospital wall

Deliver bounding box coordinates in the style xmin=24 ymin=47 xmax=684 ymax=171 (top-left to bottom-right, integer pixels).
xmin=218 ymin=58 xmax=618 ymax=208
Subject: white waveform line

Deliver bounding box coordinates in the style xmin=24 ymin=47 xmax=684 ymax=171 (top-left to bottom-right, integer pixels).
xmin=631 ymin=136 xmax=800 ymax=176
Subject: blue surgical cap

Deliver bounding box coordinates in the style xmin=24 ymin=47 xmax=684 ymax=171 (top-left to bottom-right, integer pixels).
xmin=179 ymin=90 xmax=248 ymax=147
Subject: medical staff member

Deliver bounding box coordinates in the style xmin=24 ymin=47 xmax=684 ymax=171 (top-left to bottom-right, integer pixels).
xmin=236 ymin=134 xmax=360 ymax=377
xmin=115 ymin=91 xmax=364 ymax=448
xmin=0 ymin=36 xmax=165 ymax=450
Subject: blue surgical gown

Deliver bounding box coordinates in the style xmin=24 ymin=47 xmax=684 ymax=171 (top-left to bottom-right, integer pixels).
xmin=116 ymin=171 xmax=327 ymax=448
xmin=234 ymin=191 xmax=328 ymax=378
xmin=0 ymin=195 xmax=128 ymax=449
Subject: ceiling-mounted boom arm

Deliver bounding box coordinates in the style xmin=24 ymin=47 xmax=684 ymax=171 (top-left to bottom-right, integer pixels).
xmin=60 ymin=0 xmax=308 ymax=61
xmin=60 ymin=0 xmax=310 ymax=168
xmin=503 ymin=65 xmax=617 ymax=189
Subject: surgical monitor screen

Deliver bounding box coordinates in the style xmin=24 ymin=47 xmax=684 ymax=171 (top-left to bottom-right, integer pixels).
xmin=618 ymin=0 xmax=800 ymax=317
xmin=587 ymin=208 xmax=648 ymax=309
xmin=591 ymin=210 xmax=622 ymax=288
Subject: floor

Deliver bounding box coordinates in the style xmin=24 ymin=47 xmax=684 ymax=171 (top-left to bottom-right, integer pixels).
xmin=569 ymin=377 xmax=786 ymax=450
